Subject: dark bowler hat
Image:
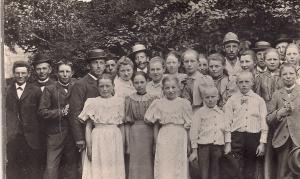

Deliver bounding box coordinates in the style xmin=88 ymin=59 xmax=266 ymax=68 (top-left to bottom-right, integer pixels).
xmin=31 ymin=51 xmax=52 ymax=66
xmin=288 ymin=147 xmax=300 ymax=175
xmin=252 ymin=41 xmax=271 ymax=52
xmin=275 ymin=34 xmax=292 ymax=44
xmin=86 ymin=49 xmax=108 ymax=62
xmin=106 ymin=52 xmax=119 ymax=62
xmin=128 ymin=44 xmax=150 ymax=59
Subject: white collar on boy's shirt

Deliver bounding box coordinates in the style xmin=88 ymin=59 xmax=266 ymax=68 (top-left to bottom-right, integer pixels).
xmin=137 ymin=68 xmax=148 ymax=73
xmin=285 ymin=84 xmax=296 ymax=91
xmin=15 ymin=82 xmax=26 ymax=90
xmin=15 ymin=82 xmax=26 ymax=98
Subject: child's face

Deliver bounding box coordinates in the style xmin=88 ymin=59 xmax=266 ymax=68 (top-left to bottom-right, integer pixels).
xmin=281 ymin=66 xmax=297 ymax=87
xmin=209 ymin=60 xmax=224 ymax=78
xmin=240 ymin=55 xmax=255 ymax=72
xmin=119 ymin=64 xmax=133 ymax=81
xmin=133 ymin=74 xmax=147 ymax=94
xmin=198 ymin=57 xmax=208 ymax=75
xmin=135 ymin=52 xmax=149 ymax=70
xmin=98 ymin=79 xmax=114 ymax=98
xmin=163 ymin=80 xmax=179 ymax=100
xmin=203 ymin=90 xmax=219 ymax=108
xmin=149 ymin=62 xmax=164 ymax=83
xmin=276 ymin=42 xmax=288 ymax=60
xmin=286 ymin=46 xmax=300 ymax=66
xmin=265 ymin=51 xmax=280 ymax=72
xmin=256 ymin=51 xmax=266 ymax=69
xmin=183 ymin=53 xmax=199 ymax=76
xmin=237 ymin=73 xmax=253 ymax=94
xmin=166 ymin=54 xmax=180 ymax=74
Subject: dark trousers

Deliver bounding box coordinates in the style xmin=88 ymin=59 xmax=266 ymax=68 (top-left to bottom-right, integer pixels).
xmin=197 ymin=144 xmax=223 ymax=179
xmin=275 ymin=138 xmax=300 ymax=179
xmin=230 ymin=132 xmax=263 ymax=179
xmin=44 ymin=129 xmax=78 ymax=179
xmin=6 ymin=134 xmax=43 ymax=179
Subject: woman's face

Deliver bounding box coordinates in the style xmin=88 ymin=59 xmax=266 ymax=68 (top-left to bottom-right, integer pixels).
xmin=98 ymin=78 xmax=114 ymax=98
xmin=133 ymin=74 xmax=147 ymax=94
xmin=281 ymin=66 xmax=297 ymax=87
xmin=119 ymin=64 xmax=133 ymax=81
xmin=163 ymin=80 xmax=179 ymax=100
xmin=286 ymin=46 xmax=300 ymax=66
xmin=166 ymin=54 xmax=180 ymax=74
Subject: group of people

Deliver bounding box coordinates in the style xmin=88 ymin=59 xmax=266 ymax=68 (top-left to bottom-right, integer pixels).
xmin=5 ymin=31 xmax=300 ymax=179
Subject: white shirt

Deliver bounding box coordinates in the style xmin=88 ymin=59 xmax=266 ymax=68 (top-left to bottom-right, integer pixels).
xmin=15 ymin=82 xmax=26 ymax=99
xmin=225 ymin=57 xmax=242 ymax=76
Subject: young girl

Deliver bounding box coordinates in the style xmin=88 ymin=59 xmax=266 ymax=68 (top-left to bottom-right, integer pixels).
xmin=125 ymin=71 xmax=157 ymax=179
xmin=146 ymin=57 xmax=165 ymax=98
xmin=267 ymin=63 xmax=300 ymax=179
xmin=79 ymin=74 xmax=125 ymax=179
xmin=285 ymin=43 xmax=300 ymax=84
xmin=145 ymin=76 xmax=192 ymax=179
xmin=198 ymin=53 xmax=209 ymax=75
xmin=165 ymin=51 xmax=187 ymax=83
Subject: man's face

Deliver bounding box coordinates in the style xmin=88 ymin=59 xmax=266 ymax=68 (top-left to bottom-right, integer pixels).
xmin=237 ymin=73 xmax=253 ymax=94
xmin=35 ymin=62 xmax=52 ymax=81
xmin=265 ymin=51 xmax=280 ymax=71
xmin=105 ymin=60 xmax=117 ymax=74
xmin=183 ymin=52 xmax=199 ymax=76
xmin=256 ymin=51 xmax=266 ymax=69
xmin=88 ymin=59 xmax=106 ymax=78
xmin=276 ymin=42 xmax=288 ymax=60
xmin=285 ymin=46 xmax=300 ymax=66
xmin=119 ymin=64 xmax=133 ymax=81
xmin=209 ymin=60 xmax=224 ymax=78
xmin=14 ymin=67 xmax=29 ymax=85
xmin=135 ymin=52 xmax=149 ymax=70
xmin=224 ymin=42 xmax=239 ymax=60
xmin=149 ymin=62 xmax=164 ymax=83
xmin=58 ymin=64 xmax=73 ymax=84
xmin=240 ymin=55 xmax=255 ymax=72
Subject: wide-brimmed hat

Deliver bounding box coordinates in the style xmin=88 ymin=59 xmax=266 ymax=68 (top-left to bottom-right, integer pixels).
xmin=31 ymin=51 xmax=52 ymax=66
xmin=128 ymin=44 xmax=150 ymax=59
xmin=223 ymin=32 xmax=240 ymax=44
xmin=275 ymin=34 xmax=292 ymax=44
xmin=288 ymin=147 xmax=300 ymax=175
xmin=252 ymin=41 xmax=271 ymax=52
xmin=86 ymin=49 xmax=108 ymax=62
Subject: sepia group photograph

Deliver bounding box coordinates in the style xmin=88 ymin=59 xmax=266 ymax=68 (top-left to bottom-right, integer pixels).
xmin=2 ymin=0 xmax=300 ymax=179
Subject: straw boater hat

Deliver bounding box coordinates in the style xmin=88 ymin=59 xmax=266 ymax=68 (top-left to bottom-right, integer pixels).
xmin=288 ymin=147 xmax=300 ymax=175
xmin=275 ymin=34 xmax=292 ymax=44
xmin=86 ymin=49 xmax=108 ymax=62
xmin=252 ymin=41 xmax=271 ymax=52
xmin=223 ymin=32 xmax=240 ymax=44
xmin=128 ymin=44 xmax=150 ymax=59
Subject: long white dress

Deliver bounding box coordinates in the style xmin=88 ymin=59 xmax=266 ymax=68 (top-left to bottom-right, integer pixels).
xmin=78 ymin=96 xmax=125 ymax=179
xmin=144 ymin=97 xmax=192 ymax=179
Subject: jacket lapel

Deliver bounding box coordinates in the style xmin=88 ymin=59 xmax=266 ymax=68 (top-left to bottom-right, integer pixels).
xmin=19 ymin=84 xmax=32 ymax=101
xmin=290 ymin=85 xmax=300 ymax=102
xmin=8 ymin=84 xmax=19 ymax=101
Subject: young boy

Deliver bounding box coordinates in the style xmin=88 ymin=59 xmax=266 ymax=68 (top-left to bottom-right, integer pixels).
xmin=190 ymin=86 xmax=230 ymax=179
xmin=146 ymin=56 xmax=165 ymax=98
xmin=224 ymin=71 xmax=268 ymax=179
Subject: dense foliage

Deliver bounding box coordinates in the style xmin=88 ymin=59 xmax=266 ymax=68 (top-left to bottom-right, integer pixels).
xmin=5 ymin=0 xmax=300 ymax=77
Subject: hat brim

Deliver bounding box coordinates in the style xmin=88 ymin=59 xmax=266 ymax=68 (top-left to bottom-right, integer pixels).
xmin=288 ymin=147 xmax=300 ymax=175
xmin=86 ymin=57 xmax=108 ymax=62
xmin=32 ymin=59 xmax=51 ymax=66
xmin=223 ymin=40 xmax=240 ymax=45
xmin=252 ymin=47 xmax=271 ymax=52
xmin=275 ymin=38 xmax=293 ymax=44
xmin=128 ymin=49 xmax=151 ymax=59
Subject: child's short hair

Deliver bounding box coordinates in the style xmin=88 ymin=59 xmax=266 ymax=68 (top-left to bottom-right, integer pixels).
xmin=56 ymin=60 xmax=73 ymax=71
xmin=12 ymin=61 xmax=31 ymax=73
xmin=166 ymin=51 xmax=181 ymax=63
xmin=207 ymin=53 xmax=226 ymax=66
xmin=240 ymin=50 xmax=257 ymax=63
xmin=236 ymin=71 xmax=254 ymax=82
xmin=182 ymin=48 xmax=199 ymax=60
xmin=98 ymin=73 xmax=115 ymax=86
xmin=202 ymin=86 xmax=219 ymax=97
xmin=162 ymin=75 xmax=180 ymax=88
xmin=133 ymin=71 xmax=147 ymax=81
xmin=116 ymin=56 xmax=134 ymax=72
xmin=279 ymin=63 xmax=297 ymax=77
xmin=264 ymin=48 xmax=280 ymax=58
xmin=149 ymin=56 xmax=165 ymax=67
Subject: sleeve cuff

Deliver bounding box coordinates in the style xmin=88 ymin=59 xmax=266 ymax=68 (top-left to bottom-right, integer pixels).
xmin=225 ymin=132 xmax=231 ymax=143
xmin=260 ymin=131 xmax=268 ymax=144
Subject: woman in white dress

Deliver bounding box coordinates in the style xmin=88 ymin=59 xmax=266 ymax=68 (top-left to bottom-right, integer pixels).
xmin=79 ymin=74 xmax=125 ymax=179
xmin=145 ymin=75 xmax=192 ymax=179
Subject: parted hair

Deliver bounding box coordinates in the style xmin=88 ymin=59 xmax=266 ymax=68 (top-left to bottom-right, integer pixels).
xmin=207 ymin=53 xmax=226 ymax=66
xmin=116 ymin=56 xmax=134 ymax=73
xmin=279 ymin=63 xmax=297 ymax=77
xmin=12 ymin=61 xmax=31 ymax=73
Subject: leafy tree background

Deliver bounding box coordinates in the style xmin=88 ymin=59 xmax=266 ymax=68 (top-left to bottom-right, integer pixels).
xmin=5 ymin=0 xmax=300 ymax=77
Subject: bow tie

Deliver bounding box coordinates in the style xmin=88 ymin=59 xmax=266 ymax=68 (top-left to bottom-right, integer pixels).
xmin=286 ymin=89 xmax=293 ymax=94
xmin=61 ymin=85 xmax=69 ymax=90
xmin=17 ymin=87 xmax=23 ymax=91
xmin=37 ymin=82 xmax=47 ymax=87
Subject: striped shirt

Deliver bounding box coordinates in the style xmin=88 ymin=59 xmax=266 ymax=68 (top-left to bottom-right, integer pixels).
xmin=224 ymin=90 xmax=268 ymax=143
xmin=190 ymin=106 xmax=231 ymax=148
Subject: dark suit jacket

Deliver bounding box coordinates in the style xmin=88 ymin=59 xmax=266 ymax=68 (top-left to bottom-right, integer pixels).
xmin=69 ymin=74 xmax=100 ymax=142
xmin=39 ymin=81 xmax=75 ymax=134
xmin=267 ymin=85 xmax=300 ymax=148
xmin=6 ymin=83 xmax=42 ymax=149
xmin=31 ymin=78 xmax=56 ymax=91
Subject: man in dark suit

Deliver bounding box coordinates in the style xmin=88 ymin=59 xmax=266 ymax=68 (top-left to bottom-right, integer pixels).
xmin=39 ymin=60 xmax=78 ymax=179
xmin=31 ymin=51 xmax=56 ymax=91
xmin=6 ymin=61 xmax=43 ymax=179
xmin=69 ymin=49 xmax=107 ymax=155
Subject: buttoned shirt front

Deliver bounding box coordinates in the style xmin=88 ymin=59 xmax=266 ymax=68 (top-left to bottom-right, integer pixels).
xmin=190 ymin=106 xmax=231 ymax=148
xmin=225 ymin=57 xmax=242 ymax=76
xmin=146 ymin=80 xmax=163 ymax=98
xmin=224 ymin=90 xmax=268 ymax=143
xmin=15 ymin=82 xmax=26 ymax=99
